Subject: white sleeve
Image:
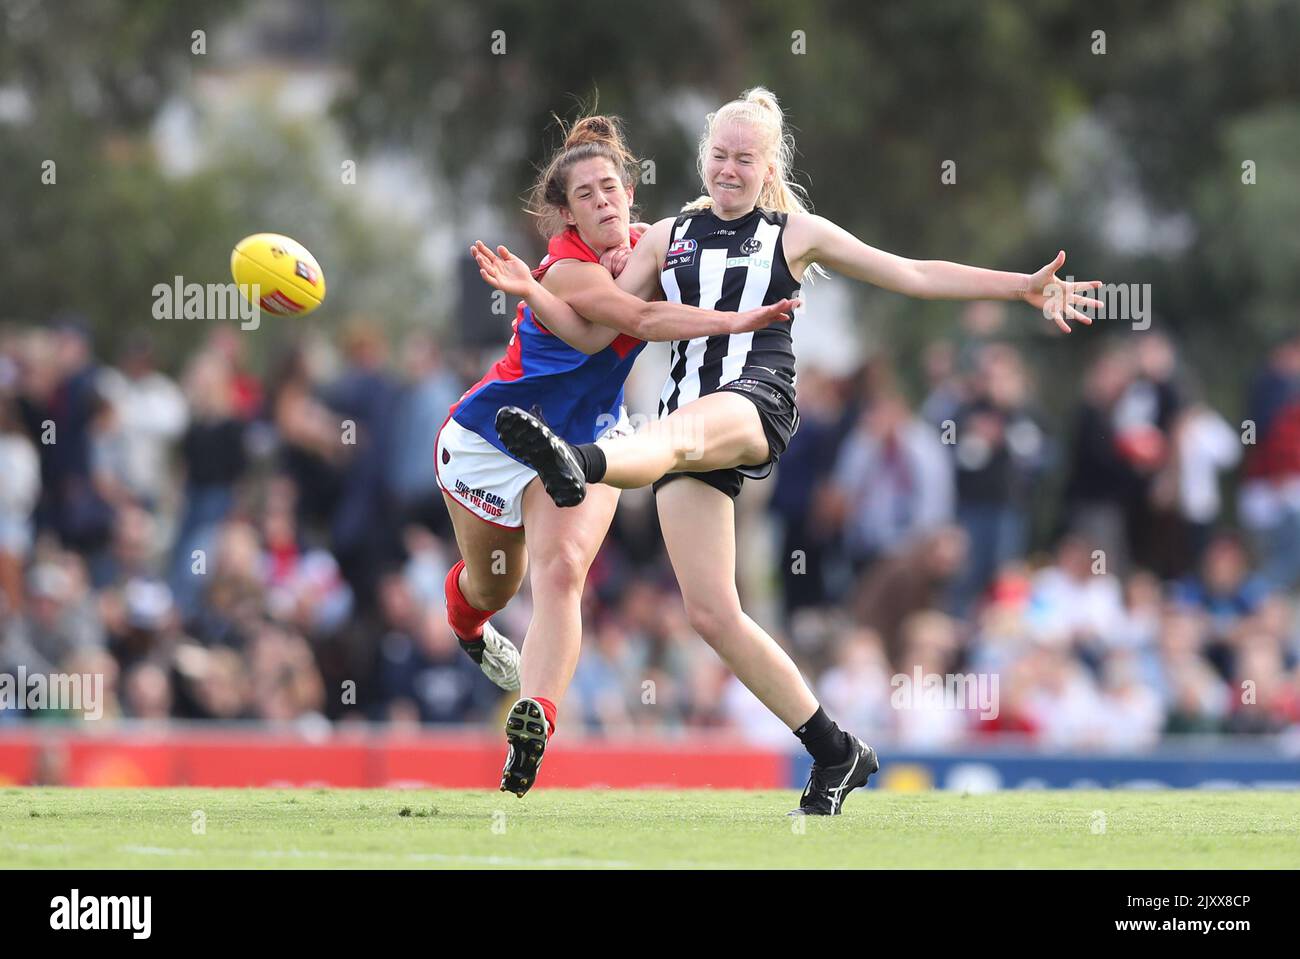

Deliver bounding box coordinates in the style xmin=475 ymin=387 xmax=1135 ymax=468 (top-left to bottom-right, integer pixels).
xmin=1203 ymin=411 xmax=1243 ymax=468
xmin=913 ymin=426 xmax=955 ymax=528
xmin=144 ymin=376 xmax=190 ymax=439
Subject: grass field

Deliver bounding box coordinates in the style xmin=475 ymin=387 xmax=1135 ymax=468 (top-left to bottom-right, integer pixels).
xmin=2 ymin=788 xmax=1297 ymax=869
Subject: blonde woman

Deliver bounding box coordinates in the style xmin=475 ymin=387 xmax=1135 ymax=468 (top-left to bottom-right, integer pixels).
xmin=479 ymin=87 xmax=1102 ymax=814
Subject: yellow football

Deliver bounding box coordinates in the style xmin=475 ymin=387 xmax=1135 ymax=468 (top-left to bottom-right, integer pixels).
xmin=230 ymin=233 xmax=326 ymax=317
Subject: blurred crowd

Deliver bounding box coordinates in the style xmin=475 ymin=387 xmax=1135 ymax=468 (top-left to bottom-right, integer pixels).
xmin=1 ymin=305 xmax=1299 ymax=750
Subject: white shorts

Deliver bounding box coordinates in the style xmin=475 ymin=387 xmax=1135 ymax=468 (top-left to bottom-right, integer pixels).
xmin=435 ymin=409 xmax=633 ymax=529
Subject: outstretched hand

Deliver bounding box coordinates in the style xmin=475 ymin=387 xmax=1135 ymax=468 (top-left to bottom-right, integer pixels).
xmin=470 ymin=240 xmax=535 ymax=298
xmin=1023 ymin=251 xmax=1103 ymax=333
xmin=734 ymin=297 xmax=801 ymax=333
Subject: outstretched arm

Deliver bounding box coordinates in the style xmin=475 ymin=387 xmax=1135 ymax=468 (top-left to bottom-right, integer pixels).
xmin=470 ymin=237 xmax=798 ymax=354
xmin=784 ymin=213 xmax=1103 ymax=333
xmin=471 ymin=241 xmax=621 ymax=353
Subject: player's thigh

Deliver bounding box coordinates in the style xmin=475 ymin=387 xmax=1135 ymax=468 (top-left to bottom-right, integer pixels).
xmin=522 ymin=478 xmax=620 ymax=592
xmin=441 ymin=490 xmax=528 ymax=593
xmin=655 ymin=477 xmax=742 ymax=619
xmin=662 ymin=391 xmax=769 ymax=472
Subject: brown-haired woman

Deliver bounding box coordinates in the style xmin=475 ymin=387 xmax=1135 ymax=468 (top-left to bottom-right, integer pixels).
xmin=441 ymin=114 xmax=796 ymax=796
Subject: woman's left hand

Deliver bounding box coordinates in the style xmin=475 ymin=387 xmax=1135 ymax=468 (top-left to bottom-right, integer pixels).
xmin=1022 ymin=250 xmax=1103 ymax=333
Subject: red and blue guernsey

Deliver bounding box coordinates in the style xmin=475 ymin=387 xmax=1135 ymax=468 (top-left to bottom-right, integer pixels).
xmin=449 ymin=227 xmax=645 ymax=456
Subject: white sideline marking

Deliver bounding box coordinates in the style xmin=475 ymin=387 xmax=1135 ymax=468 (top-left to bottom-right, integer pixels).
xmin=5 ymin=840 xmax=637 ymax=869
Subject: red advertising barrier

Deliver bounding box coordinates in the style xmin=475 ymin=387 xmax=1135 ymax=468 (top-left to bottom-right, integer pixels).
xmin=0 ymin=727 xmax=785 ymax=789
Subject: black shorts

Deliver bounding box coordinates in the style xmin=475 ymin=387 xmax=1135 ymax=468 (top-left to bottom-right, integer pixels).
xmin=652 ymin=372 xmax=800 ymax=500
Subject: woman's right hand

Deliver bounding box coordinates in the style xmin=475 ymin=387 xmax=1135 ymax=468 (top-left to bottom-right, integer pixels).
xmin=600 ymin=244 xmax=632 ymax=278
xmin=732 ymin=297 xmax=801 ymax=333
xmin=471 ymin=241 xmax=536 ymax=298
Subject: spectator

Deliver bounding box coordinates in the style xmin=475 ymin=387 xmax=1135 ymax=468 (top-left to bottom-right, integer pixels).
xmin=95 ymin=335 xmax=188 ymax=511
xmin=0 ymin=397 xmax=40 ymax=615
xmin=818 ymin=627 xmax=893 ymax=740
xmin=1062 ymin=348 xmax=1144 ymax=578
xmin=1098 ymin=650 xmax=1165 ymax=749
xmin=1238 ymin=332 xmax=1300 ymax=591
xmin=1169 ymin=531 xmax=1272 ymax=656
xmin=323 ymin=320 xmax=403 ymax=608
xmin=892 ymin=611 xmax=967 ymax=748
xmin=3 ymin=558 xmax=104 ymax=674
xmin=1115 ymin=333 xmax=1184 ymax=577
xmin=917 ymin=339 xmax=965 ymax=429
xmin=1161 ymin=390 xmax=1242 ymax=574
xmin=267 ymin=341 xmax=345 ymax=534
xmin=853 ymin=524 xmax=968 ymax=668
xmin=122 ymin=661 xmax=173 ymax=721
xmin=769 ymin=369 xmax=849 ymax=617
xmin=828 ymin=390 xmax=954 ymax=573
xmin=570 ymin=617 xmax=639 ymax=732
xmin=388 ymin=330 xmax=462 ymax=536
xmin=375 ymin=592 xmax=495 ymax=725
xmin=170 ymin=351 xmax=248 ymax=616
xmin=1024 ymin=533 xmax=1125 ymax=664
xmin=946 ymin=345 xmax=1048 ymax=617
xmin=0 ymin=313 xmax=1289 ymax=749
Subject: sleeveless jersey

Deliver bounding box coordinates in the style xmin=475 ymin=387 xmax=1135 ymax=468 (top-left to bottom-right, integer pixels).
xmin=450 ymin=228 xmax=645 ymax=454
xmin=657 ymin=207 xmax=800 ymax=418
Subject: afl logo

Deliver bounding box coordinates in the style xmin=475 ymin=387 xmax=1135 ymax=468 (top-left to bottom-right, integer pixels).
xmin=668 ymin=239 xmax=697 ymax=256
xmin=740 ymin=236 xmax=763 ymax=255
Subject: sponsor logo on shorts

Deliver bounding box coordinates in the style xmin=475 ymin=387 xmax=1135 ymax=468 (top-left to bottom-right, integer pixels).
xmin=728 ymin=378 xmax=773 ymax=398
xmin=454 ymin=479 xmax=507 ymax=518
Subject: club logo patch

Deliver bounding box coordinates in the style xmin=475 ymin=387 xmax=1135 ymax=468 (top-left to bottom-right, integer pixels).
xmin=664 ymin=237 xmax=698 ymax=271
xmin=740 ymin=236 xmax=763 ymax=255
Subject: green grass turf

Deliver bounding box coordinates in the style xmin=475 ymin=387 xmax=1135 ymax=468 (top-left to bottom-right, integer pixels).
xmin=1 ymin=788 xmax=1296 ymax=869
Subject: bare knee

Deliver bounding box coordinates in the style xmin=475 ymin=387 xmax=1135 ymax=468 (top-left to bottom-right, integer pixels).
xmin=684 ymin=596 xmax=745 ymax=649
xmin=530 ymin=540 xmax=591 ymax=598
xmin=462 ymin=559 xmax=525 ymax=611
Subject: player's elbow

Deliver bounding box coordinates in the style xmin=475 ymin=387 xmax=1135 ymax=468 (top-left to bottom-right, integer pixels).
xmin=905 ymin=262 xmax=945 ymax=299
xmin=572 ymin=331 xmax=608 ymax=354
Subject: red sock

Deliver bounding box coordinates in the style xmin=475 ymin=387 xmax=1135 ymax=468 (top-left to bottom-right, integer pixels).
xmin=533 ymin=696 xmax=557 ymax=738
xmin=444 ymin=560 xmax=494 ymax=641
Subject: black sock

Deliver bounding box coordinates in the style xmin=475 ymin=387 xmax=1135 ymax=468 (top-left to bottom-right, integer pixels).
xmin=572 ymin=442 xmax=607 ymax=483
xmin=794 ymin=706 xmax=853 ymax=766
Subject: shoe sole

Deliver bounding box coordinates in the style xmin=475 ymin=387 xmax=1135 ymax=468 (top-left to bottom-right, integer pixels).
xmin=495 ymin=407 xmax=586 ymax=508
xmin=500 ymin=698 xmax=548 ymax=797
